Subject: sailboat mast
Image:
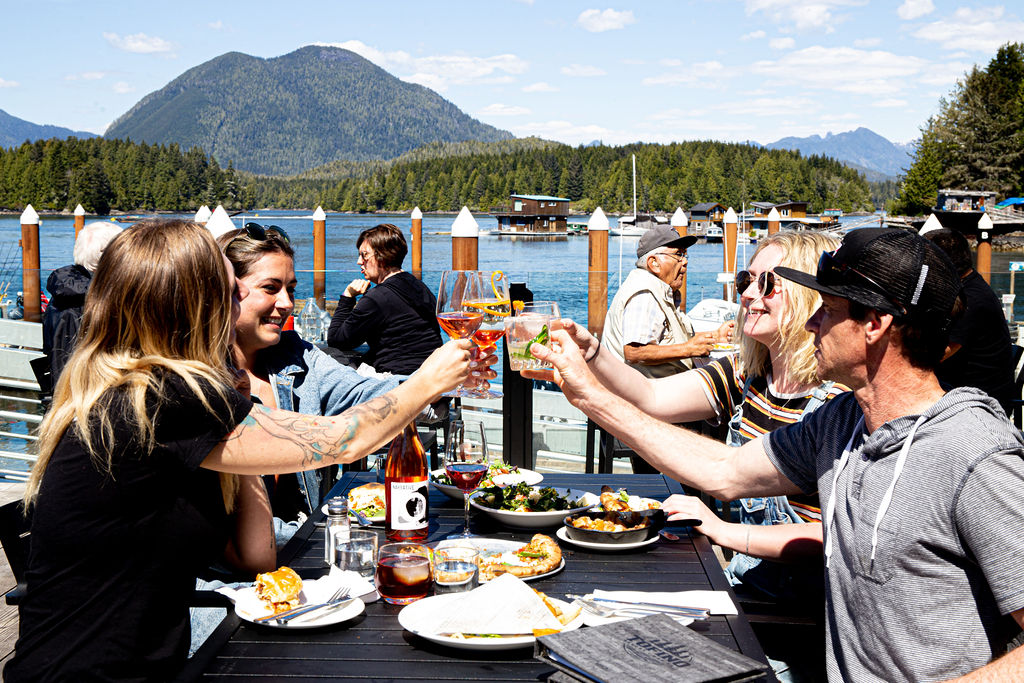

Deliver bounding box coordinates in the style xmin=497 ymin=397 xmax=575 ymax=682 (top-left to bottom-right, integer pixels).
xmin=632 ymin=154 xmax=637 ymax=219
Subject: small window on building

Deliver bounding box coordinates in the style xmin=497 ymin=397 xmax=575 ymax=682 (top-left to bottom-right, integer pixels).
xmin=514 ymin=200 xmax=523 ymax=212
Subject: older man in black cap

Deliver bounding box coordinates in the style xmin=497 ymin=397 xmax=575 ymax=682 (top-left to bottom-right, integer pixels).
xmin=532 ymin=228 xmax=1024 ymax=681
xmin=602 ymin=225 xmax=732 ymax=379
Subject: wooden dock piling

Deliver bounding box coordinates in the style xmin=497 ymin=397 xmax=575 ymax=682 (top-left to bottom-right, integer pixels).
xmin=313 ymin=206 xmax=326 ymax=308
xmin=977 ymin=213 xmax=993 ymax=283
xmin=20 ymin=205 xmax=41 ymax=323
xmin=671 ymin=207 xmax=689 ymax=304
xmin=767 ymin=206 xmax=780 ymax=236
xmin=587 ymin=208 xmax=609 ymax=338
xmin=73 ymin=204 xmax=85 ymax=239
xmin=451 ymin=206 xmax=479 ymax=271
xmin=411 ymin=206 xmax=423 ymax=278
xmin=723 ymin=207 xmax=738 ymax=300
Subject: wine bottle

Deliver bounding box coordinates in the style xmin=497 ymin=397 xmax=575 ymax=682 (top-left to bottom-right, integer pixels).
xmin=384 ymin=422 xmax=429 ymax=542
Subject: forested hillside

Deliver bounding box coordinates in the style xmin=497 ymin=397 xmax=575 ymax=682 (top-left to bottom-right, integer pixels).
xmin=895 ymin=42 xmax=1024 ymax=214
xmin=104 ymin=46 xmax=512 ymax=176
xmin=0 ymin=136 xmax=874 ymax=215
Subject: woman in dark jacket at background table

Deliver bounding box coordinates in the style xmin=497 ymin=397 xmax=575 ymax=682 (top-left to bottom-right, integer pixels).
xmin=327 ymin=223 xmax=442 ymax=375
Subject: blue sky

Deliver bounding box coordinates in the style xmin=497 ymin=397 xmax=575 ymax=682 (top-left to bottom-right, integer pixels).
xmin=2 ymin=0 xmax=1021 ymax=147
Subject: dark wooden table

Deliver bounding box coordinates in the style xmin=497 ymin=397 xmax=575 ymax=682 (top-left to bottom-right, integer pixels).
xmin=180 ymin=472 xmax=768 ymax=681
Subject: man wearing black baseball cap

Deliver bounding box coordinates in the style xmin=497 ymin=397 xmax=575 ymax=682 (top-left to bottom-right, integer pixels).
xmin=602 ymin=225 xmax=732 ymax=378
xmin=531 ymin=228 xmax=1024 ymax=681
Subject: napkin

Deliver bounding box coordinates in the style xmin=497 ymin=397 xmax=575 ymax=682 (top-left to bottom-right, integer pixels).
xmin=591 ymin=589 xmax=736 ymax=615
xmin=217 ymin=567 xmax=377 ymax=618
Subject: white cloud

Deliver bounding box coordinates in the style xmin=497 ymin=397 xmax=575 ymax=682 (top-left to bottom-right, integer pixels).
xmin=918 ymin=60 xmax=971 ymax=86
xmin=208 ymin=20 xmax=224 ymax=30
xmin=318 ymin=41 xmax=527 ymax=92
xmin=660 ymin=58 xmax=683 ymax=67
xmin=642 ymin=61 xmax=732 ymax=86
xmin=477 ymin=103 xmax=531 ymax=117
xmin=743 ymin=0 xmax=868 ymax=31
xmin=770 ymin=37 xmax=795 ymax=49
xmin=0 ymin=78 xmax=19 ymax=88
xmin=751 ymin=46 xmax=926 ymax=95
xmin=716 ymin=96 xmax=820 ymax=117
xmin=113 ymin=81 xmax=135 ymax=94
xmin=103 ymin=32 xmax=174 ymax=54
xmin=561 ymin=63 xmax=606 ymax=77
xmin=872 ymin=98 xmax=909 ymax=107
xmin=897 ymin=0 xmax=934 ymax=20
xmin=913 ymin=6 xmax=1024 ymax=51
xmin=522 ymin=81 xmax=557 ymax=92
xmin=853 ymin=37 xmax=881 ymax=47
xmin=742 ymin=30 xmax=767 ymax=40
xmin=65 ymin=71 xmax=107 ymax=81
xmin=621 ymin=58 xmax=645 ymax=65
xmin=576 ymin=8 xmax=636 ymax=32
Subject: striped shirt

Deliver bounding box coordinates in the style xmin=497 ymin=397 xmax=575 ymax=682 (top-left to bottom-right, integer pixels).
xmin=694 ymin=355 xmax=847 ymax=522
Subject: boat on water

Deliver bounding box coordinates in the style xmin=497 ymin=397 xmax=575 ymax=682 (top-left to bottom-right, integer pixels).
xmin=610 ymin=213 xmax=670 ymax=237
xmin=705 ymin=225 xmax=724 ymax=242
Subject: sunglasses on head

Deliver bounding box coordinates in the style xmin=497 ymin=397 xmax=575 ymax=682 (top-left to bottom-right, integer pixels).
xmin=735 ymin=270 xmax=780 ymax=298
xmin=238 ymin=222 xmax=291 ymax=245
xmin=817 ymin=250 xmax=907 ymax=316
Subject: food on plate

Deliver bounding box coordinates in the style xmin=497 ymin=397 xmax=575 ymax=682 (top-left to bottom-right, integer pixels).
xmin=432 ymin=461 xmax=524 ymax=489
xmin=536 ymin=589 xmax=582 ymax=627
xmin=254 ymin=566 xmax=303 ymax=614
xmin=348 ymin=482 xmax=386 ymax=518
xmin=599 ymin=485 xmax=661 ymax=512
xmin=479 ymin=534 xmax=562 ymax=581
xmin=476 ymin=483 xmax=587 ymax=512
xmin=570 ymin=514 xmax=648 ymax=532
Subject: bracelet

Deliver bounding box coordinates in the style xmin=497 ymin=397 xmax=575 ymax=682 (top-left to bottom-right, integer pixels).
xmin=585 ymin=344 xmax=601 ymax=363
xmin=744 ymin=526 xmax=750 ymax=555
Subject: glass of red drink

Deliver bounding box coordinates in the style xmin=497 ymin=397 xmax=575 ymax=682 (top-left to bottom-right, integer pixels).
xmin=375 ymin=542 xmax=432 ymax=605
xmin=444 ymin=419 xmax=489 ymax=538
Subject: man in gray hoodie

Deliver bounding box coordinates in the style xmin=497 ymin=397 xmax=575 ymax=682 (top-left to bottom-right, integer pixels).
xmin=531 ymin=228 xmax=1024 ymax=681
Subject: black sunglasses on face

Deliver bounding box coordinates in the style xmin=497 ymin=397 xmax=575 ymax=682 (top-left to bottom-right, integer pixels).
xmin=240 ymin=222 xmax=291 ymax=244
xmin=735 ymin=270 xmax=779 ymax=298
xmin=816 ymin=250 xmax=906 ymax=315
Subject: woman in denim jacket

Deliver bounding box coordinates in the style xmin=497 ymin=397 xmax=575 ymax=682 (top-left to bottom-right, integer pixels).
xmin=219 ymin=226 xmax=400 ymax=523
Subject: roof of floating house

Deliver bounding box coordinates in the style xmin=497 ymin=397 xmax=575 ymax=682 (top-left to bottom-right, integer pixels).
xmin=510 ymin=194 xmax=570 ymax=202
xmin=996 ymin=197 xmax=1024 ymax=208
xmin=690 ymin=202 xmax=725 ymax=213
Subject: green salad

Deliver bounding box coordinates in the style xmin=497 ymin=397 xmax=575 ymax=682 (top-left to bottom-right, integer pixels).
xmin=474 ymin=483 xmax=585 ymax=512
xmin=432 ymin=461 xmax=522 ymax=488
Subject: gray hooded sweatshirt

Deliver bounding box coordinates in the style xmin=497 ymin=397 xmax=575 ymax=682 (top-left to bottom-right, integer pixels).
xmin=765 ymin=387 xmax=1024 ymax=682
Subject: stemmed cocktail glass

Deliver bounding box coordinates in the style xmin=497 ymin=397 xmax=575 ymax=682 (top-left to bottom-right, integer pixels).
xmin=464 ymin=271 xmax=511 ymax=399
xmin=436 ymin=270 xmax=484 ymax=398
xmin=444 ymin=419 xmax=489 ymax=538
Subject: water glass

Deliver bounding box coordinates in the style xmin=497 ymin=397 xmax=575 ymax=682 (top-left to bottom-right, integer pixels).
xmin=432 ymin=545 xmax=480 ymax=594
xmin=505 ymin=312 xmax=553 ymax=371
xmin=376 ymin=542 xmax=432 ymax=605
xmin=333 ymin=529 xmax=378 ymax=579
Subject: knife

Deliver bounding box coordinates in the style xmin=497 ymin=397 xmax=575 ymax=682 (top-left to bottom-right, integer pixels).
xmin=567 ymin=595 xmax=709 ymax=617
xmin=254 ymin=597 xmax=355 ymax=624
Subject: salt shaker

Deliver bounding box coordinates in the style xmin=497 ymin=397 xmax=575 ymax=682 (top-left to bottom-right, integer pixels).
xmin=324 ymin=496 xmax=350 ymax=565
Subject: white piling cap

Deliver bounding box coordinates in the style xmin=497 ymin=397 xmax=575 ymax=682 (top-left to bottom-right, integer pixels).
xmin=194 ymin=205 xmax=212 ymax=223
xmin=74 ymin=204 xmax=85 ymax=216
xmin=313 ymin=206 xmax=326 ymax=221
xmin=919 ymin=214 xmax=943 ymax=235
xmin=206 ymin=205 xmax=237 ymax=238
xmin=978 ymin=213 xmax=994 ymax=232
xmin=451 ymin=207 xmax=479 ymax=237
xmin=411 ymin=207 xmax=423 ymax=220
xmin=767 ymin=207 xmax=780 ymax=221
xmin=20 ymin=205 xmax=39 ymax=224
xmin=588 ymin=207 xmax=609 ymax=232
xmin=671 ymin=207 xmax=688 ymax=227
xmin=724 ymin=207 xmax=737 ymax=224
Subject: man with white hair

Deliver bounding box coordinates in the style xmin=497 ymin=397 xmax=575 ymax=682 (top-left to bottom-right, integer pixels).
xmin=602 ymin=225 xmax=731 ymax=378
xmin=42 ymin=220 xmax=123 ymax=382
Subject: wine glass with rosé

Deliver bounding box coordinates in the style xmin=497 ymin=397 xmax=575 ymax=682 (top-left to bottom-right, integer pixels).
xmin=435 ymin=270 xmax=485 ymax=398
xmin=463 ymin=271 xmax=511 ymax=399
xmin=443 ymin=419 xmax=490 ymax=538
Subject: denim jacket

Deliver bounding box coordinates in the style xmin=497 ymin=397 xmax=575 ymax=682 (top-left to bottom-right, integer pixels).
xmin=259 ymin=332 xmax=401 ymax=515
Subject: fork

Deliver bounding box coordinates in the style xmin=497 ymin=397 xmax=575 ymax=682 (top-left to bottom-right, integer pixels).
xmin=256 ymin=585 xmax=353 ymax=625
xmin=570 ymin=596 xmax=708 ymax=620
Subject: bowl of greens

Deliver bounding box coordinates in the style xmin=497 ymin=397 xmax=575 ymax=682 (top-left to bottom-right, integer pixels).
xmin=430 ymin=464 xmax=543 ymax=500
xmin=469 ymin=483 xmax=599 ymax=528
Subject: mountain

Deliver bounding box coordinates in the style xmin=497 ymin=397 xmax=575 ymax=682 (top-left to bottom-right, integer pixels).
xmin=0 ymin=109 xmax=96 ymax=148
xmin=105 ymin=46 xmax=514 ymax=176
xmin=765 ymin=127 xmax=914 ymax=179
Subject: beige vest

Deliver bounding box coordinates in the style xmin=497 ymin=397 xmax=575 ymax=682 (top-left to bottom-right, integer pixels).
xmin=602 ymin=268 xmax=696 ymax=378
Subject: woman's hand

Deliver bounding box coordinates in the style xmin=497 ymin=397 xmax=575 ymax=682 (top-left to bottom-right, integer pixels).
xmin=714 ymin=320 xmax=736 ymax=343
xmin=463 ymin=348 xmax=498 ymax=392
xmin=344 ymin=279 xmax=371 ymax=298
xmin=661 ymin=494 xmax=727 ymax=541
xmin=413 ymin=339 xmax=475 ymax=400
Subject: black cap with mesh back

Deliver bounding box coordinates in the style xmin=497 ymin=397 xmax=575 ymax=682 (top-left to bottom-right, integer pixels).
xmin=775 ymin=228 xmax=962 ymax=328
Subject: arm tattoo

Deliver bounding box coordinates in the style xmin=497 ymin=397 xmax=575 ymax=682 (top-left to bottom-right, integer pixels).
xmin=228 ymin=395 xmax=400 ymax=469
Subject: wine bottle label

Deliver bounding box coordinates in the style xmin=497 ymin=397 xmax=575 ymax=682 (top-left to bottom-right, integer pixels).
xmin=389 ymin=480 xmax=428 ymax=530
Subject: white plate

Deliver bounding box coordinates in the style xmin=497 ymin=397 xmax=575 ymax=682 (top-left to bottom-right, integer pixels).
xmin=430 ymin=467 xmax=543 ymax=500
xmin=320 ymin=502 xmax=385 ymax=523
xmin=433 ymin=537 xmax=565 ymax=582
xmin=398 ymin=593 xmax=583 ymax=650
xmin=469 ymin=487 xmax=599 ymax=528
xmin=555 ymin=525 xmax=660 ymax=552
xmin=234 ymin=589 xmax=366 ymax=630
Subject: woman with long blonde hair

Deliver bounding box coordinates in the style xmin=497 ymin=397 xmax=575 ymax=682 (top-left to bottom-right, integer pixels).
xmin=8 ymin=220 xmax=473 ymax=681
